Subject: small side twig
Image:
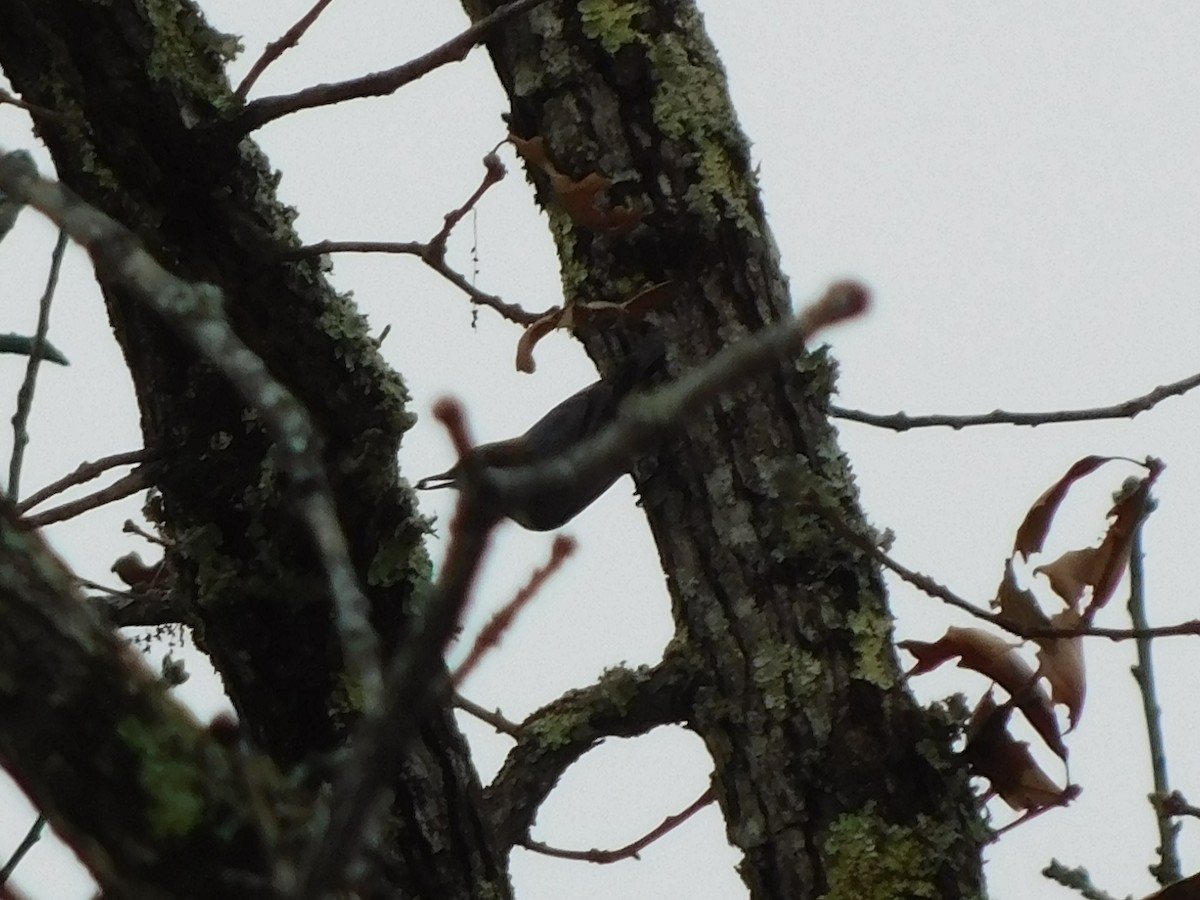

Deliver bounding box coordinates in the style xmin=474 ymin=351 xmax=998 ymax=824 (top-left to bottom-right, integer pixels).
xmin=1041 ymin=860 xmax=1128 ymax=900
xmin=452 ymin=534 xmax=576 ymax=688
xmin=0 ymin=816 xmax=45 ymax=886
xmin=0 ymin=89 xmax=65 ymax=122
xmin=521 ymin=787 xmax=716 ymax=864
xmin=283 ymin=150 xmax=539 ymax=325
xmin=235 ymin=0 xmax=338 ymax=99
xmin=235 ymin=0 xmax=555 ymax=133
xmin=7 ymin=230 xmax=68 ymax=501
xmin=831 ymin=369 xmax=1200 ymax=432
xmin=453 ymin=692 xmax=522 ymax=737
xmin=16 ymin=450 xmax=149 ymax=513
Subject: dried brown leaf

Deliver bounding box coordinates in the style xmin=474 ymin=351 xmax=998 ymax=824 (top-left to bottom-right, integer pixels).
xmin=1085 ymin=459 xmax=1164 ymax=620
xmin=1034 ymin=548 xmax=1101 ymax=609
xmin=965 ymin=695 xmax=1072 ymax=811
xmin=515 ymin=308 xmax=566 ymax=374
xmin=993 ymin=558 xmax=1051 ymax=630
xmin=901 ymin=626 xmax=1066 ymax=759
xmin=549 ymin=170 xmax=642 ymax=233
xmin=509 ymin=133 xmax=549 ymax=169
xmin=1013 ymin=456 xmax=1115 ymax=558
xmin=1036 ymin=608 xmax=1086 ymax=731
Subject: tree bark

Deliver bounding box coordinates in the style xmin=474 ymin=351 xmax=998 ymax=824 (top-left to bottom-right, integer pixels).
xmin=459 ymin=1 xmax=988 ymax=897
xmin=0 ymin=2 xmax=508 ymax=898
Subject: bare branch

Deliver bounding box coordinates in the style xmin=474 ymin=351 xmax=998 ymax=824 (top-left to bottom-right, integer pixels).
xmin=831 ymin=369 xmax=1200 ymax=431
xmin=485 ymin=655 xmax=697 ymax=850
xmin=235 ymin=0 xmax=338 ymax=99
xmin=235 ymin=0 xmax=556 ymax=133
xmin=1127 ymin=500 xmax=1181 ymax=885
xmin=0 ymin=148 xmax=382 ymax=708
xmin=453 ymin=692 xmax=522 ymax=737
xmin=452 ymin=534 xmax=576 ymax=688
xmin=7 ymin=230 xmax=68 ymax=501
xmin=807 ymin=500 xmax=1200 ymax=643
xmin=0 ymin=89 xmax=65 ymax=122
xmin=284 ymin=150 xmax=542 ymax=325
xmin=520 ymin=787 xmax=715 ymax=864
xmin=0 ymin=817 xmax=45 ymax=887
xmin=21 ymin=466 xmax=151 ymax=528
xmin=15 ymin=450 xmax=148 ymax=514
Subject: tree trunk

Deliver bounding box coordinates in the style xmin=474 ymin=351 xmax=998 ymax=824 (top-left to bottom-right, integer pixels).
xmin=0 ymin=2 xmax=508 ymax=898
xmin=459 ymin=1 xmax=987 ymax=897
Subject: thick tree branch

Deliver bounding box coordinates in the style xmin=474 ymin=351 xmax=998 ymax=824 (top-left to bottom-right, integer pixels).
xmin=0 ymin=150 xmax=382 ymax=707
xmin=234 ymin=0 xmax=556 ymax=133
xmin=831 ymin=368 xmax=1200 ymax=431
xmin=0 ymin=502 xmax=277 ymax=898
xmin=485 ymin=653 xmax=698 ymax=851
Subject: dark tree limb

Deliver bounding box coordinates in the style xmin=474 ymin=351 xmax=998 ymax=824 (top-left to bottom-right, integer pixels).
xmin=0 ymin=503 xmax=278 ymax=898
xmin=485 ymin=653 xmax=698 ymax=851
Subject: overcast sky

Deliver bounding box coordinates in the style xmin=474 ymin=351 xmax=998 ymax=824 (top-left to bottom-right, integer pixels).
xmin=3 ymin=3 xmax=1199 ymax=899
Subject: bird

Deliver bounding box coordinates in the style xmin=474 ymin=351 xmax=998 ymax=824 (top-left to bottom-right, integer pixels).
xmin=416 ymin=336 xmax=665 ymax=530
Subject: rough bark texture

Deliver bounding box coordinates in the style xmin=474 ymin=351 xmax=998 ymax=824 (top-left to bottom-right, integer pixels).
xmin=0 ymin=0 xmax=989 ymax=898
xmin=0 ymin=2 xmax=507 ymax=898
xmin=459 ymin=1 xmax=988 ymax=898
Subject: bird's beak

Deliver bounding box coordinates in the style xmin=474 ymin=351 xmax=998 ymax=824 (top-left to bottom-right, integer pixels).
xmin=415 ymin=469 xmax=457 ymax=491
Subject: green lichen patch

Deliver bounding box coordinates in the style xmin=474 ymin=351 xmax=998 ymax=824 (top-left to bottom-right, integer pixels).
xmin=823 ymin=808 xmax=946 ymax=900
xmin=579 ymin=0 xmax=650 ymax=54
xmin=847 ymin=606 xmax=897 ymax=690
xmin=117 ymin=715 xmax=209 ymax=839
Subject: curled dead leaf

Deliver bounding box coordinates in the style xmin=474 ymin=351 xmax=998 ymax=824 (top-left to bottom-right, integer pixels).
xmin=515 ymin=308 xmax=567 ymax=373
xmin=1036 ymin=608 xmax=1086 ymax=731
xmin=965 ymin=694 xmax=1075 ymax=812
xmin=993 ymin=558 xmax=1051 ymax=630
xmin=1034 ymin=548 xmax=1100 ymax=609
xmin=1013 ymin=456 xmax=1115 ymax=559
xmin=900 ymin=626 xmax=1067 ymax=759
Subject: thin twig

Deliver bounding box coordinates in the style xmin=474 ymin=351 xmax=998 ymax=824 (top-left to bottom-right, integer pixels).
xmin=521 ymin=788 xmax=716 ymax=864
xmin=235 ymin=0 xmax=338 ymax=99
xmin=1127 ymin=499 xmax=1180 ymax=886
xmin=808 ymin=500 xmax=1200 ymax=643
xmin=21 ymin=466 xmax=152 ymax=528
xmin=235 ymin=0 xmax=556 ymax=133
xmin=7 ymin=230 xmax=67 ymax=501
xmin=0 ymin=90 xmax=66 ymax=122
xmin=122 ymin=518 xmax=170 ymax=547
xmin=831 ymin=369 xmax=1200 ymax=431
xmin=16 ymin=449 xmax=148 ymax=513
xmin=284 ymin=151 xmax=540 ymax=325
xmin=0 ymin=816 xmax=45 ymax=886
xmin=0 ymin=149 xmax=382 ymax=708
xmin=452 ymin=534 xmax=576 ymax=687
xmin=453 ymin=692 xmax=522 ymax=737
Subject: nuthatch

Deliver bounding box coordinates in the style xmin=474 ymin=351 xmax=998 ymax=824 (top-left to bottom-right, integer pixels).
xmin=416 ymin=337 xmax=664 ymax=530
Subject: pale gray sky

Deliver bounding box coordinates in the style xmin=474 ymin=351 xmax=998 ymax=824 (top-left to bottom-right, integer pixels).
xmin=2 ymin=3 xmax=1199 ymax=898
